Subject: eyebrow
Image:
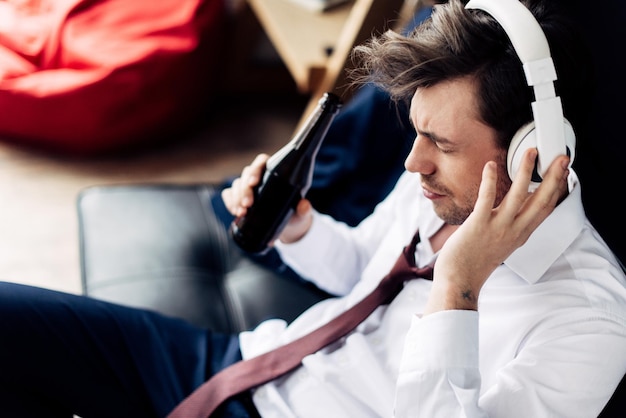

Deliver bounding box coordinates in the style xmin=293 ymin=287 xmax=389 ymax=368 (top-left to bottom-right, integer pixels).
xmin=418 ymin=129 xmax=455 ymax=147
xmin=409 ymin=117 xmax=455 ymax=146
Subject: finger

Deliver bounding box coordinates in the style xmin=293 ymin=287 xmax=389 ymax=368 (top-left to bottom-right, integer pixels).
xmin=222 ymin=154 xmax=270 ymax=217
xmin=517 ymin=154 xmax=569 ymax=229
xmin=240 ymin=164 xmax=254 ymax=189
xmin=472 ymin=161 xmax=498 ymax=221
xmin=229 ymin=177 xmax=246 ymax=216
xmin=502 ymin=148 xmax=538 ymax=213
xmin=239 ymin=154 xmax=269 ymax=207
xmin=282 ymin=199 xmax=313 ymax=243
xmin=239 ymin=154 xmax=267 ymax=189
xmin=251 ymin=153 xmax=270 ymax=166
xmin=537 ymin=154 xmax=569 ymax=195
xmin=295 ymin=199 xmax=312 ymax=217
xmin=222 ymin=181 xmax=245 ymax=217
xmin=220 ymin=187 xmax=234 ymax=212
xmin=248 ymin=153 xmax=269 ymax=185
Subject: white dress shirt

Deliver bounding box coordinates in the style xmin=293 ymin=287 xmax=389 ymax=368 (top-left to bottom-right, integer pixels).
xmin=239 ymin=170 xmax=626 ymax=417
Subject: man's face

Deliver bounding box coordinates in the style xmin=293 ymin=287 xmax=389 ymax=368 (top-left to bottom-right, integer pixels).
xmin=405 ymin=76 xmax=511 ymax=225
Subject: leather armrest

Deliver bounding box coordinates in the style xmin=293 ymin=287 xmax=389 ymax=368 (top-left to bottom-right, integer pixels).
xmin=77 ymin=183 xmax=328 ymax=333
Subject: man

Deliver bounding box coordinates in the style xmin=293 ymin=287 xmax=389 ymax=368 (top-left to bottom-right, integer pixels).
xmin=1 ymin=0 xmax=624 ymax=417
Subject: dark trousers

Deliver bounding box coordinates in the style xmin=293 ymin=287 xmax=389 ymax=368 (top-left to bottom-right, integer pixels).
xmin=0 ymin=281 xmax=258 ymax=418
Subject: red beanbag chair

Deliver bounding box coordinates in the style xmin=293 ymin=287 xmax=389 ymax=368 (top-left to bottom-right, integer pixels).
xmin=0 ymin=0 xmax=226 ymax=155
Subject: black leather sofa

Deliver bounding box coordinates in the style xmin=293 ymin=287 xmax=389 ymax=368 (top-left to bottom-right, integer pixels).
xmin=78 ymin=183 xmax=330 ymax=334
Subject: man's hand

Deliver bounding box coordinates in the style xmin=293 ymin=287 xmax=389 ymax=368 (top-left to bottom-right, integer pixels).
xmin=423 ymin=148 xmax=570 ymax=314
xmin=221 ymin=153 xmax=313 ymax=245
xmin=222 ymin=154 xmax=269 ymax=218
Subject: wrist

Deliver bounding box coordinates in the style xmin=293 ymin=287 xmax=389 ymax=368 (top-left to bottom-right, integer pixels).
xmin=279 ymin=212 xmax=313 ymax=244
xmin=423 ymin=279 xmax=479 ymax=315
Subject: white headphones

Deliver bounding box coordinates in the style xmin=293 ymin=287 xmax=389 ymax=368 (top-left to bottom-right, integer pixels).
xmin=465 ymin=0 xmax=575 ymax=183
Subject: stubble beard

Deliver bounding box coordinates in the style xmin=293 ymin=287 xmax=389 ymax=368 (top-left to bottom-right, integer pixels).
xmin=429 ymin=163 xmax=512 ymax=226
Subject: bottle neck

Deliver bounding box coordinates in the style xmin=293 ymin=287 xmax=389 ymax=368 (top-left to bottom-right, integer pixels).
xmin=268 ymin=93 xmax=342 ymax=170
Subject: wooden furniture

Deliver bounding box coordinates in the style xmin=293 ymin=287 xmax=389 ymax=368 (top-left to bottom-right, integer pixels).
xmin=247 ymin=0 xmax=420 ymax=124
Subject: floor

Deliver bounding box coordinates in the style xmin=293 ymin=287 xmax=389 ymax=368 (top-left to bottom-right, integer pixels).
xmin=0 ymin=91 xmax=309 ymax=295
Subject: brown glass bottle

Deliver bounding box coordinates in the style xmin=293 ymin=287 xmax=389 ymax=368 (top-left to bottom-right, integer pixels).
xmin=230 ymin=92 xmax=343 ymax=254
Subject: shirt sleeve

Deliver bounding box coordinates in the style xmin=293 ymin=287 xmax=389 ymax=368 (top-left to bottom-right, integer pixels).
xmin=395 ymin=310 xmax=485 ymax=418
xmin=275 ymin=210 xmax=364 ymax=295
xmin=275 ymin=171 xmax=419 ymax=296
xmin=394 ymin=309 xmax=626 ymax=417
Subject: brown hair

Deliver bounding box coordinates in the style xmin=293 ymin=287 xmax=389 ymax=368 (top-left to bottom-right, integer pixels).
xmin=351 ymin=0 xmax=593 ymax=150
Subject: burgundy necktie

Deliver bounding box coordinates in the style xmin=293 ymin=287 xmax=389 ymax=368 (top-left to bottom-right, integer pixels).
xmin=168 ymin=230 xmax=433 ymax=418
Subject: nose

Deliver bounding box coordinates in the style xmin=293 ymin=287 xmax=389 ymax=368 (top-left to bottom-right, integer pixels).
xmin=404 ymin=134 xmax=435 ymax=175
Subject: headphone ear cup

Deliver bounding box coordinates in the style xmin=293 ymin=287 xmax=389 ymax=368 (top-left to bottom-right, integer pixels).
xmin=507 ymin=119 xmax=576 ymax=182
xmin=507 ymin=122 xmax=537 ymax=181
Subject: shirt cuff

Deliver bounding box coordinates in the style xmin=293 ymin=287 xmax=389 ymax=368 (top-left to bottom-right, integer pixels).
xmin=400 ymin=310 xmax=479 ymax=373
xmin=274 ymin=211 xmax=335 ymax=268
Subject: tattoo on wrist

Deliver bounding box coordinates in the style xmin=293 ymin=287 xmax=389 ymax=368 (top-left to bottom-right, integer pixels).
xmin=461 ymin=289 xmax=477 ymax=309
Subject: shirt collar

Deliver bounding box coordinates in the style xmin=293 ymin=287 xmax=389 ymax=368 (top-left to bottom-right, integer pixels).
xmin=418 ymin=171 xmax=586 ymax=284
xmin=504 ymin=171 xmax=586 ymax=284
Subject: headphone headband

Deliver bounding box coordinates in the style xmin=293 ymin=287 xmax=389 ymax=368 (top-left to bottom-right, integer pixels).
xmin=465 ymin=0 xmax=569 ymax=178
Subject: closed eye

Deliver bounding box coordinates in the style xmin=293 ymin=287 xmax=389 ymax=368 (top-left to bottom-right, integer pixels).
xmin=420 ymin=131 xmax=455 ymax=154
